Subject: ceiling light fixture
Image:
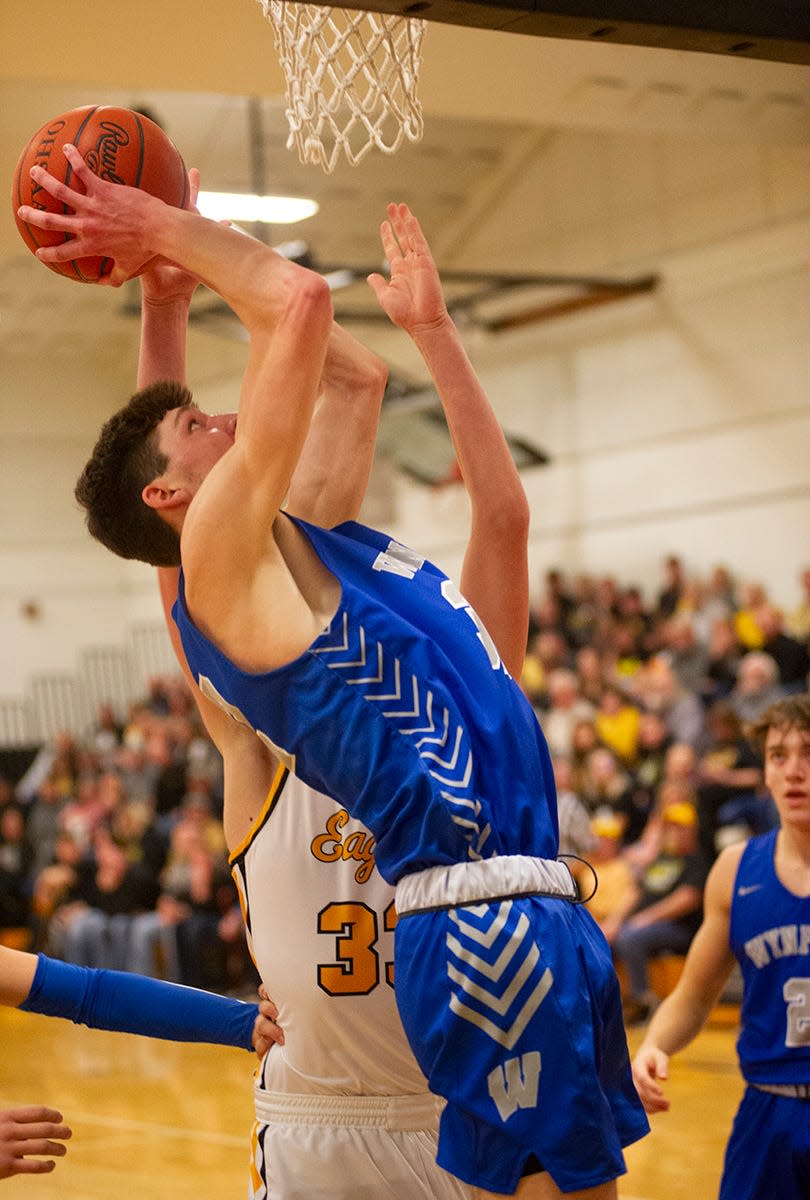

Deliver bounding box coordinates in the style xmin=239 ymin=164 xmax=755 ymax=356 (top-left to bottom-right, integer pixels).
xmin=197 ymin=191 xmax=319 ymax=224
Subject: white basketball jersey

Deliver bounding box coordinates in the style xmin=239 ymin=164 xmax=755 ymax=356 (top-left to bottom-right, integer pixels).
xmin=230 ymin=765 xmax=426 ymax=1096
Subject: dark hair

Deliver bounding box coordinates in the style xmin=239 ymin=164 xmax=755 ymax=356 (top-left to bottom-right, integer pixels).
xmin=746 ymin=693 xmax=810 ymax=755
xmin=75 ymin=380 xmax=192 ymax=567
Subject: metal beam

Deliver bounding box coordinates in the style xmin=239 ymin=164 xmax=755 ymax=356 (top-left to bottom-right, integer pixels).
xmin=334 ymin=0 xmax=810 ymax=64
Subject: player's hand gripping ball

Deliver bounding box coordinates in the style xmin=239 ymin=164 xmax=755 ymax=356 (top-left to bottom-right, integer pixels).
xmin=12 ymin=105 xmax=188 ymax=282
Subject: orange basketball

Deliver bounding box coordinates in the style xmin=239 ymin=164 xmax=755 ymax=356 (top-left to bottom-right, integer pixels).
xmin=11 ymin=105 xmax=189 ymax=282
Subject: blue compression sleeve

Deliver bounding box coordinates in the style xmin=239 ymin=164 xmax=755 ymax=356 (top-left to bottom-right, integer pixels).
xmin=19 ymin=954 xmax=258 ymax=1051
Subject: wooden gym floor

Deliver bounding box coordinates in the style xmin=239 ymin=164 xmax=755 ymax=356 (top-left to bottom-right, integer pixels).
xmin=0 ymin=1006 xmax=741 ymax=1199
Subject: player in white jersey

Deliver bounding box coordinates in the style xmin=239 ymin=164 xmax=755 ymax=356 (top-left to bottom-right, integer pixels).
xmin=232 ymin=769 xmax=422 ymax=1097
xmin=134 ymin=182 xmax=488 ymax=1197
xmin=231 ymin=768 xmax=468 ymax=1199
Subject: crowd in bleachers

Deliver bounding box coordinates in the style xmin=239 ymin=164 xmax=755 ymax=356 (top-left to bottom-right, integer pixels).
xmin=0 ymin=679 xmax=257 ymax=996
xmin=0 ymin=555 xmax=808 ymax=1016
xmin=521 ymin=556 xmax=809 ymax=1021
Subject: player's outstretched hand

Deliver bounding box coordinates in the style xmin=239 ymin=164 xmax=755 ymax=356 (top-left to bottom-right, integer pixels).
xmin=0 ymin=1106 xmax=72 ymax=1178
xmin=17 ymin=144 xmax=164 ymax=286
xmin=252 ymin=985 xmax=285 ymax=1058
xmin=630 ymin=1044 xmax=672 ymax=1114
xmin=367 ymin=203 xmax=449 ymax=336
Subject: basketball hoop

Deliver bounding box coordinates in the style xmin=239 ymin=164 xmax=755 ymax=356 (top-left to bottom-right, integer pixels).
xmin=256 ymin=1 xmax=426 ymax=173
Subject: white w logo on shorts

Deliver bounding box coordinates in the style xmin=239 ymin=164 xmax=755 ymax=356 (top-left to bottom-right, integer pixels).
xmin=446 ymin=901 xmax=553 ymax=1049
xmin=487 ymin=1052 xmax=542 ymax=1122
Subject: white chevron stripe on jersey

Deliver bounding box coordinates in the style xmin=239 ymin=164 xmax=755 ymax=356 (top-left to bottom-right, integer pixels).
xmin=329 ymin=623 xmax=368 ymax=668
xmin=313 ymin=623 xmax=384 ymax=687
xmin=347 ymin=641 xmax=384 ymax=685
xmin=383 ymin=674 xmax=421 ymax=719
xmin=415 ymin=706 xmax=449 ymax=750
xmin=474 ymin=824 xmax=492 ymax=857
xmin=312 ymin=611 xmax=349 ymax=653
xmin=446 ymin=901 xmax=554 ymax=1049
xmin=429 ymin=751 xmax=473 ymax=790
xmin=312 ymin=612 xmax=487 ymax=859
xmin=450 ymin=813 xmax=480 ymax=836
xmin=443 ymin=794 xmax=488 ymax=854
xmin=400 ymin=690 xmax=436 ymax=737
xmin=444 ymin=795 xmax=480 ymax=816
xmin=323 ymin=631 xmax=404 ymax=702
xmin=420 ymin=725 xmax=463 ymax=771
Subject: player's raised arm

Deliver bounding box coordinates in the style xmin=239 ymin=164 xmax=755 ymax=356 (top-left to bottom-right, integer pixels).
xmin=21 ymin=148 xmax=333 ymax=562
xmin=368 ymin=204 xmax=530 ymax=677
xmin=135 ymin=211 xmax=384 ymax=839
xmin=286 ymin=322 xmax=388 ymax=527
xmin=136 ymin=168 xmax=202 ymax=390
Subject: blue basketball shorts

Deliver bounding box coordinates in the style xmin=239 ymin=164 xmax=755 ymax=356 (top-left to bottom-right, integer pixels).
xmin=720 ymin=1086 xmax=810 ymax=1200
xmin=394 ymin=856 xmax=649 ymax=1195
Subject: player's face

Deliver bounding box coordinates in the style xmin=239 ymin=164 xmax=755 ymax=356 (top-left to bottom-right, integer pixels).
xmin=157 ymin=405 xmax=237 ymax=489
xmin=764 ymin=725 xmax=810 ymax=826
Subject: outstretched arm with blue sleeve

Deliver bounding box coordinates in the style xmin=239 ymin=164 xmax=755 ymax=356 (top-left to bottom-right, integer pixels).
xmin=1 ymin=943 xmax=279 ymax=1054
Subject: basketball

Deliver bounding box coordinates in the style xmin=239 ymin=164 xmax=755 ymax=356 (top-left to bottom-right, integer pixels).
xmin=11 ymin=105 xmax=189 ymax=282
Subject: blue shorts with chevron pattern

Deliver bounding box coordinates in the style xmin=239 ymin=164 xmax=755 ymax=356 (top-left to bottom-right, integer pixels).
xmin=394 ymin=879 xmax=649 ymax=1194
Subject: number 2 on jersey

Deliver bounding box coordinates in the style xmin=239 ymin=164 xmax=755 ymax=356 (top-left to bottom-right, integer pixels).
xmin=784 ymin=977 xmax=810 ymax=1047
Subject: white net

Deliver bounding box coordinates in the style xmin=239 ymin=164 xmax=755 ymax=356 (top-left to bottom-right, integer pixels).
xmin=257 ymin=1 xmax=426 ymax=173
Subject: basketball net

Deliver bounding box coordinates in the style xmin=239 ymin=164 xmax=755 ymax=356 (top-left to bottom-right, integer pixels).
xmin=256 ymin=1 xmax=426 ymax=173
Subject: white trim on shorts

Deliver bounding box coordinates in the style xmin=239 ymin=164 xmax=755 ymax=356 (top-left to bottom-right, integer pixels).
xmin=752 ymin=1082 xmax=810 ymax=1100
xmin=395 ymin=854 xmax=577 ymax=917
xmin=254 ymin=1087 xmax=444 ymax=1131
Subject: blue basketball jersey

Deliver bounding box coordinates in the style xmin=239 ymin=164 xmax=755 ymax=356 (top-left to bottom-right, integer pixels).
xmin=730 ymin=829 xmax=810 ymax=1085
xmin=173 ymin=517 xmax=559 ymax=885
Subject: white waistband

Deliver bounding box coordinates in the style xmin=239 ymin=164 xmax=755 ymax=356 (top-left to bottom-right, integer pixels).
xmin=253 ymin=1087 xmax=442 ymax=1131
xmin=752 ymin=1081 xmax=810 ymax=1100
xmin=395 ymin=854 xmax=577 ymax=917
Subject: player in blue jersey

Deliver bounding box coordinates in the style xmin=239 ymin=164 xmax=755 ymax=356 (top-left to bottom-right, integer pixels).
xmin=20 ymin=152 xmax=648 ymax=1198
xmin=632 ymin=693 xmax=810 ymax=1200
xmin=139 ymin=183 xmax=471 ymax=1200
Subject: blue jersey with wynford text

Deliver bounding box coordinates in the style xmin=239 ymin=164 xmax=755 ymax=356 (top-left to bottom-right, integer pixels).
xmin=730 ymin=829 xmax=810 ymax=1085
xmin=173 ymin=517 xmax=558 ymax=884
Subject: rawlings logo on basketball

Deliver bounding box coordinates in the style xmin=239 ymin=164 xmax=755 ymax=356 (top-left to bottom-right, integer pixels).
xmin=13 ymin=104 xmax=188 ymax=282
xmin=84 ymin=122 xmax=131 ymax=185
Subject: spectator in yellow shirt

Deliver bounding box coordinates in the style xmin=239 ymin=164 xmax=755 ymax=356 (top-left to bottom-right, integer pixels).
xmin=594 ymin=685 xmax=642 ymax=766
